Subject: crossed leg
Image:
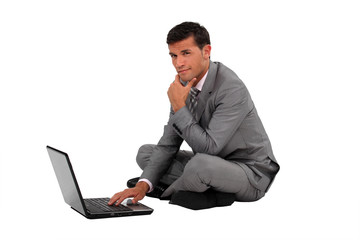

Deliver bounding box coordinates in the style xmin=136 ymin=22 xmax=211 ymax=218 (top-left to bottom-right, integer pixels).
xmin=136 ymin=144 xmax=265 ymax=202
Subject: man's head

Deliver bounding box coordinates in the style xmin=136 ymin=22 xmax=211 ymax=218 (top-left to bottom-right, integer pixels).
xmin=167 ymin=22 xmax=211 ymax=50
xmin=167 ymin=22 xmax=211 ymax=83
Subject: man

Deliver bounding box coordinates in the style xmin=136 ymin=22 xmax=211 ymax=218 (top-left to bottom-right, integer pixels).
xmin=108 ymin=22 xmax=279 ymax=210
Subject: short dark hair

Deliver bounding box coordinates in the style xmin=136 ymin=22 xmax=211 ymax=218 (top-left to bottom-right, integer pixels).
xmin=167 ymin=22 xmax=211 ymax=49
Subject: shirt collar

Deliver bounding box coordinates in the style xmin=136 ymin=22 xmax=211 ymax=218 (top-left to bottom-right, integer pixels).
xmin=194 ymin=70 xmax=208 ymax=91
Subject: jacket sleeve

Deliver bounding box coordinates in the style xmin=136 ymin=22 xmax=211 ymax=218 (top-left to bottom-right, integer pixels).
xmin=169 ymin=82 xmax=252 ymax=155
xmin=139 ymin=108 xmax=184 ymax=186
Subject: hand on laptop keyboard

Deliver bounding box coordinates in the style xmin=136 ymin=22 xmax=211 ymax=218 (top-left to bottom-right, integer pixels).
xmin=108 ymin=181 xmax=149 ymax=206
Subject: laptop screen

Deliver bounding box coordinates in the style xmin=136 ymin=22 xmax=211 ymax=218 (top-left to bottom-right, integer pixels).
xmin=47 ymin=146 xmax=86 ymax=215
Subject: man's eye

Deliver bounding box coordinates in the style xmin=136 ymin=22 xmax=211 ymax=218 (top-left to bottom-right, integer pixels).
xmin=184 ymin=52 xmax=190 ymax=55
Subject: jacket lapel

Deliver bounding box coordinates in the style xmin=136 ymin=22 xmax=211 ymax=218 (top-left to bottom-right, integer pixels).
xmin=194 ymin=61 xmax=217 ymax=122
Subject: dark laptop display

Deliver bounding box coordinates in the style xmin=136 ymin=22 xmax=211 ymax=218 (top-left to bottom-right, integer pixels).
xmin=46 ymin=146 xmax=153 ymax=219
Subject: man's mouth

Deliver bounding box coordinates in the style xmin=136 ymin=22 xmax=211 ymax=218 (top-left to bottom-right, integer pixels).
xmin=178 ymin=68 xmax=190 ymax=74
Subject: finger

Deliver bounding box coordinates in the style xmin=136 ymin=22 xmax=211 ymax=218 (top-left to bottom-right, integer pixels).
xmin=187 ymin=77 xmax=197 ymax=88
xmin=108 ymin=189 xmax=132 ymax=206
xmin=174 ymin=74 xmax=181 ymax=83
xmin=115 ymin=189 xmax=136 ymax=206
xmin=115 ymin=194 xmax=129 ymax=206
xmin=132 ymin=192 xmax=145 ymax=203
xmin=108 ymin=192 xmax=122 ymax=205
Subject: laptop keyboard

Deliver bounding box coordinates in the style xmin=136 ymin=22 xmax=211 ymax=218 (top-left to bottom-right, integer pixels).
xmin=85 ymin=198 xmax=131 ymax=212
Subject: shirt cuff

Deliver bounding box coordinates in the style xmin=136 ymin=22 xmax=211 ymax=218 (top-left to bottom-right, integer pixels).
xmin=138 ymin=178 xmax=154 ymax=193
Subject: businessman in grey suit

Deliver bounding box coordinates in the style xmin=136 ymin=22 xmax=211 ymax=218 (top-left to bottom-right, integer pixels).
xmin=109 ymin=22 xmax=279 ymax=210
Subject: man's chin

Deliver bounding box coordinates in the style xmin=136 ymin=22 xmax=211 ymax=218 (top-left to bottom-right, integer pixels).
xmin=179 ymin=75 xmax=193 ymax=82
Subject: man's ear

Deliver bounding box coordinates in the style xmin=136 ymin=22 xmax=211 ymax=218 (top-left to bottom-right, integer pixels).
xmin=202 ymin=44 xmax=212 ymax=59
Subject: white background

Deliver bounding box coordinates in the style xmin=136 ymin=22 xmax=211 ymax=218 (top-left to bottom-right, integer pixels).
xmin=1 ymin=0 xmax=359 ymax=239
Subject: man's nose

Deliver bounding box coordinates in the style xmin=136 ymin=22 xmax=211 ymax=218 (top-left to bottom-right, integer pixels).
xmin=175 ymin=56 xmax=185 ymax=68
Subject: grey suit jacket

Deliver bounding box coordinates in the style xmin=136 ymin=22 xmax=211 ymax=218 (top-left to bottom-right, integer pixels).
xmin=140 ymin=61 xmax=279 ymax=192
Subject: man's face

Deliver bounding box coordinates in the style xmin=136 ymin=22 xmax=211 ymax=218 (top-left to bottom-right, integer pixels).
xmin=168 ymin=36 xmax=211 ymax=83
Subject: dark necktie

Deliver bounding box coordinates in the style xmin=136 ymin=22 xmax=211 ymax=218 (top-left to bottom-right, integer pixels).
xmin=188 ymin=87 xmax=200 ymax=115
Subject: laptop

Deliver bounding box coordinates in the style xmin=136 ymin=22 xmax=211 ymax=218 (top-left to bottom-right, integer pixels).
xmin=46 ymin=146 xmax=153 ymax=219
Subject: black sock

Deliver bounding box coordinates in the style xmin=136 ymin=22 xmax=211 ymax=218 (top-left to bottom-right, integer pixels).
xmin=170 ymin=189 xmax=235 ymax=210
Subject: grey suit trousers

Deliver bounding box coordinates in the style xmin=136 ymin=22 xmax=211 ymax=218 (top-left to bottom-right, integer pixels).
xmin=136 ymin=144 xmax=265 ymax=202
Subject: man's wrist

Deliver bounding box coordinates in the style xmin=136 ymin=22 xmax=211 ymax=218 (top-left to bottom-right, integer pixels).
xmin=172 ymin=102 xmax=186 ymax=113
xmin=138 ymin=178 xmax=153 ymax=192
xmin=135 ymin=181 xmax=150 ymax=193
